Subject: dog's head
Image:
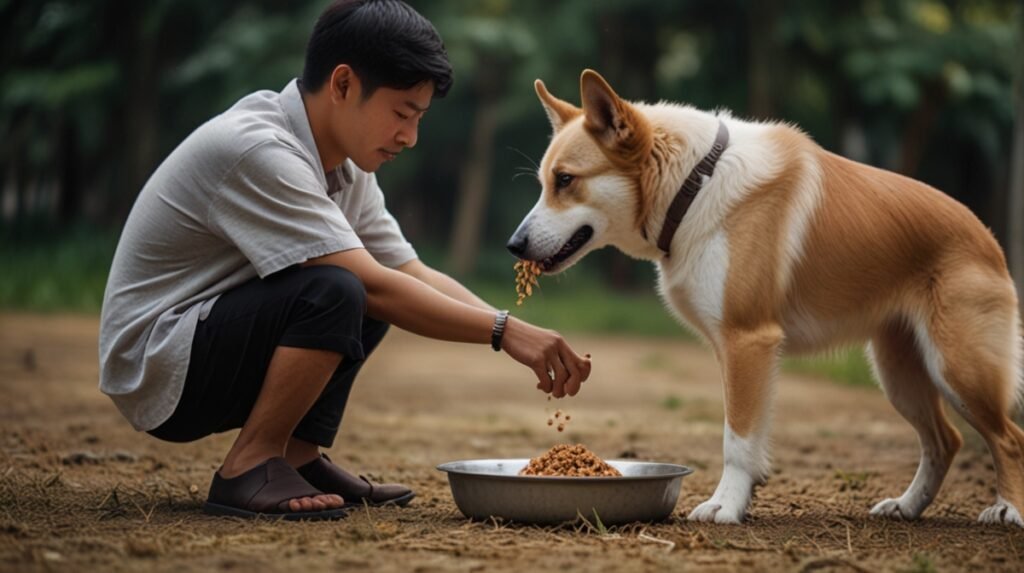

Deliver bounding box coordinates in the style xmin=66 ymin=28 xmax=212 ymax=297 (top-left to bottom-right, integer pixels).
xmin=506 ymin=69 xmax=655 ymax=273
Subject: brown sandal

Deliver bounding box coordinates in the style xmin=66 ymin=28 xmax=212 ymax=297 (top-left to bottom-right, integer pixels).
xmin=203 ymin=457 xmax=347 ymax=520
xmin=297 ymin=454 xmax=415 ymax=508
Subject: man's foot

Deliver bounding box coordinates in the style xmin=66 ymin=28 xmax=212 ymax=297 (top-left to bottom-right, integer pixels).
xmin=297 ymin=454 xmax=415 ymax=508
xmin=204 ymin=457 xmax=346 ymax=520
xmin=284 ymin=436 xmax=323 ymax=469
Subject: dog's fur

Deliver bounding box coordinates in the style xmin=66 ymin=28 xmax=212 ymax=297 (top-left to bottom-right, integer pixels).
xmin=508 ymin=69 xmax=1024 ymax=525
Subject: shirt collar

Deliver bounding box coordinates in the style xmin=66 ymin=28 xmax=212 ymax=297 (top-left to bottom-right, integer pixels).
xmin=281 ymin=78 xmax=327 ymax=177
xmin=281 ymin=78 xmax=356 ymax=191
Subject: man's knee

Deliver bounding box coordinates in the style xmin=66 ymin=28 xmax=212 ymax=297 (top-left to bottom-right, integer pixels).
xmin=295 ymin=265 xmax=367 ymax=316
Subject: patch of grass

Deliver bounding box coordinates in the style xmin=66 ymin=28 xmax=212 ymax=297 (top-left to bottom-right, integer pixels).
xmin=783 ymin=348 xmax=876 ymax=388
xmin=638 ymin=351 xmax=673 ymax=371
xmin=0 ymin=227 xmax=118 ymax=313
xmin=660 ymin=395 xmax=684 ymax=410
xmin=833 ymin=469 xmax=870 ymax=491
xmin=899 ymin=553 xmax=938 ymax=573
xmin=468 ymin=277 xmax=691 ymax=339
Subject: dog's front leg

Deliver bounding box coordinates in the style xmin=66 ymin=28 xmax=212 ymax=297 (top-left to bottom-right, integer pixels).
xmin=689 ymin=324 xmax=782 ymax=524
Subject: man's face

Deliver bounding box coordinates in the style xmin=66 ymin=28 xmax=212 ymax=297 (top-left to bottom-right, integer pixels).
xmin=337 ymin=78 xmax=433 ymax=173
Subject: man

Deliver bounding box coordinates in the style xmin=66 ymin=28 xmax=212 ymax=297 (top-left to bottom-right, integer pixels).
xmin=99 ymin=0 xmax=591 ymax=521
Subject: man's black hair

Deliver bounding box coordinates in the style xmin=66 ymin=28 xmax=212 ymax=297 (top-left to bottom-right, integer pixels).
xmin=302 ymin=0 xmax=453 ymax=98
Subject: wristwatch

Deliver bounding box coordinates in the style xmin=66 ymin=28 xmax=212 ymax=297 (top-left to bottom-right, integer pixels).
xmin=491 ymin=310 xmax=510 ymax=351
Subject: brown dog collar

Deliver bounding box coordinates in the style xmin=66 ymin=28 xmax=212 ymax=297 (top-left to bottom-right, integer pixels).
xmin=654 ymin=120 xmax=729 ymax=257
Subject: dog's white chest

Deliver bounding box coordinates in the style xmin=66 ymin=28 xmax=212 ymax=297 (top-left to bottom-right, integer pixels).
xmin=656 ymin=230 xmax=730 ymax=345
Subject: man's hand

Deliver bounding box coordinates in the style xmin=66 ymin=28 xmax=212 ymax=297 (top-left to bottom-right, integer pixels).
xmin=500 ymin=317 xmax=591 ymax=398
xmin=306 ymin=251 xmax=592 ymax=397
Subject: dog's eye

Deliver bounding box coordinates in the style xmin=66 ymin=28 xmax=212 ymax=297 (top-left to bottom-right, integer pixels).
xmin=554 ymin=173 xmax=575 ymax=189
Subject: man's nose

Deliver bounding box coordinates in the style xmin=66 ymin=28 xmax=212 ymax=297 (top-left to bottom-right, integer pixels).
xmin=396 ymin=126 xmax=418 ymax=149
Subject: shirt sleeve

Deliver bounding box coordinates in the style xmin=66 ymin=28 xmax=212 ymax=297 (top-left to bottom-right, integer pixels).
xmin=208 ymin=142 xmax=364 ymax=278
xmin=353 ymin=172 xmax=418 ymax=268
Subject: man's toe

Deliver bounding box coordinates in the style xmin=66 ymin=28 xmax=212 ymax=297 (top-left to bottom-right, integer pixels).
xmin=318 ymin=494 xmax=344 ymax=508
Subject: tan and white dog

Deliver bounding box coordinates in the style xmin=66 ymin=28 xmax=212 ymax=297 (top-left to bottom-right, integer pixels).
xmin=507 ymin=69 xmax=1024 ymax=525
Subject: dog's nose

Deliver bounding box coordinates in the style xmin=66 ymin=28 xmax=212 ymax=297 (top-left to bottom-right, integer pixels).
xmin=506 ymin=234 xmax=528 ymax=258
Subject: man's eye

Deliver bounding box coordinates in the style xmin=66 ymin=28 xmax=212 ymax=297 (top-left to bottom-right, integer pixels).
xmin=555 ymin=173 xmax=575 ymax=189
xmin=395 ymin=111 xmax=409 ymax=120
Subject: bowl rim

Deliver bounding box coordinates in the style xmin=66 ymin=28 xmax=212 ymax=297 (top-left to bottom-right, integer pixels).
xmin=435 ymin=458 xmax=694 ymax=482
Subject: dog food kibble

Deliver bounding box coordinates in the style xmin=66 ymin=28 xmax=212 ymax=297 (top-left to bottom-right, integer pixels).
xmin=557 ymin=423 xmax=565 ymax=432
xmin=547 ymin=418 xmax=553 ymax=426
xmin=519 ymin=444 xmax=622 ymax=477
xmin=514 ymin=260 xmax=542 ymax=306
xmin=565 ymin=415 xmax=571 ymax=421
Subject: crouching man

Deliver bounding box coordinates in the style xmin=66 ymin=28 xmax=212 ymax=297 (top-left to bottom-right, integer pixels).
xmin=99 ymin=0 xmax=590 ymax=520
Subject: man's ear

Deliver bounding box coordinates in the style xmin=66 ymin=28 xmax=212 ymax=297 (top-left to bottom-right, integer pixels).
xmin=580 ymin=69 xmax=651 ymax=163
xmin=330 ymin=65 xmax=358 ymax=102
xmin=534 ymin=79 xmax=581 ymax=132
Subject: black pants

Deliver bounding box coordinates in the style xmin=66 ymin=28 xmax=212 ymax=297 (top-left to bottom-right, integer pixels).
xmin=149 ymin=265 xmax=388 ymax=448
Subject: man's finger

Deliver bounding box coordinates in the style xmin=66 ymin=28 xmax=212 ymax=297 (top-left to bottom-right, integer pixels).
xmin=549 ymin=355 xmax=569 ymax=398
xmin=579 ymin=354 xmax=592 ymax=384
xmin=533 ymin=363 xmax=553 ymax=393
xmin=560 ymin=347 xmax=583 ymax=396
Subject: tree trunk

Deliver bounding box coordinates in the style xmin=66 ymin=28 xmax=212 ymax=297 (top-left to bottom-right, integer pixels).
xmin=748 ymin=0 xmax=779 ymax=119
xmin=1010 ymin=9 xmax=1024 ymax=430
xmin=447 ymin=80 xmax=500 ymax=277
xmin=1010 ymin=49 xmax=1024 ymax=317
xmin=898 ymin=79 xmax=946 ymax=177
xmin=112 ymin=0 xmax=161 ymax=220
xmin=57 ymin=115 xmax=81 ymax=226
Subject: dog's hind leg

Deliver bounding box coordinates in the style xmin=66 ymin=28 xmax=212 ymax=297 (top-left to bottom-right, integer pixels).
xmin=914 ymin=271 xmax=1024 ymax=527
xmin=867 ymin=319 xmax=962 ymax=520
xmin=688 ymin=324 xmax=782 ymax=524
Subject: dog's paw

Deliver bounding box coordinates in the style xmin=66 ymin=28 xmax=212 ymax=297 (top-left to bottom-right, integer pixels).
xmin=870 ymin=497 xmax=920 ymax=520
xmin=978 ymin=498 xmax=1024 ymax=527
xmin=687 ymin=499 xmax=745 ymax=524
xmin=687 ymin=500 xmax=722 ymax=522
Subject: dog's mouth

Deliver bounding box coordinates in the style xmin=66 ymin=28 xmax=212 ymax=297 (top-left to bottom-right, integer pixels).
xmin=539 ymin=225 xmax=593 ymax=272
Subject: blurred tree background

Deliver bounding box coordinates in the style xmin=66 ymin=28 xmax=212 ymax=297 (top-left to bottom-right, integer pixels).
xmin=1 ymin=0 xmax=1022 ymax=340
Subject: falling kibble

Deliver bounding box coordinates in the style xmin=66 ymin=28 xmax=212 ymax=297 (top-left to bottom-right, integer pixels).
xmin=514 ymin=260 xmax=542 ymax=306
xmin=557 ymin=424 xmax=565 ymax=432
xmin=547 ymin=419 xmax=553 ymax=426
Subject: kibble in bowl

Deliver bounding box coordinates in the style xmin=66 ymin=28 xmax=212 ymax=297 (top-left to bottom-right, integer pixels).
xmin=437 ymin=455 xmax=693 ymax=525
xmin=520 ymin=444 xmax=621 ymax=477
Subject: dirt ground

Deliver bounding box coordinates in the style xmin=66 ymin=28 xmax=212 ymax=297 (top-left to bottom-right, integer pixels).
xmin=1 ymin=313 xmax=1022 ymax=572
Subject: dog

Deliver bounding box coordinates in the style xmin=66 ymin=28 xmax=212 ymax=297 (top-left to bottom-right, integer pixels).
xmin=507 ymin=69 xmax=1024 ymax=526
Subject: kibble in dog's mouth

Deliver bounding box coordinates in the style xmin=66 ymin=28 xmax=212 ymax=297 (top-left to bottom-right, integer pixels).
xmin=540 ymin=225 xmax=593 ymax=272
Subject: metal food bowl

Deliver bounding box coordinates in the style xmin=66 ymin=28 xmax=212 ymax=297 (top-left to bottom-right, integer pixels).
xmin=436 ymin=459 xmax=693 ymax=526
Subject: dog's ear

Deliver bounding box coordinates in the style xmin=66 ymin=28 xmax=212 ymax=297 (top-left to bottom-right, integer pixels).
xmin=580 ymin=69 xmax=651 ymax=164
xmin=535 ymin=79 xmax=581 ymax=132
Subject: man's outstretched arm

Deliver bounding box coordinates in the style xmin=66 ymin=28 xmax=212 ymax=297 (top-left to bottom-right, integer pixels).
xmin=302 ymin=249 xmax=590 ymax=397
xmin=396 ymin=259 xmax=494 ymax=311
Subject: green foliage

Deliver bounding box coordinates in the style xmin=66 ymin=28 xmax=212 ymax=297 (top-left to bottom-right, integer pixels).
xmin=898 ymin=553 xmax=939 ymax=573
xmin=468 ymin=276 xmax=686 ymax=338
xmin=660 ymin=395 xmax=684 ymax=410
xmin=0 ymin=0 xmax=1018 ymax=397
xmin=0 ymin=227 xmax=117 ymax=313
xmin=4 ymin=0 xmax=1019 ymax=248
xmin=784 ymin=349 xmax=877 ymax=388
